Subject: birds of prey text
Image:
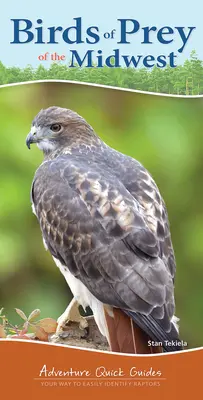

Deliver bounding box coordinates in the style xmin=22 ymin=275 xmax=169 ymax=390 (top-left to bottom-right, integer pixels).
xmin=26 ymin=106 xmax=182 ymax=353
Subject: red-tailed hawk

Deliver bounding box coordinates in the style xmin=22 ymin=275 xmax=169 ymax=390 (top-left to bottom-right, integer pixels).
xmin=26 ymin=106 xmax=182 ymax=353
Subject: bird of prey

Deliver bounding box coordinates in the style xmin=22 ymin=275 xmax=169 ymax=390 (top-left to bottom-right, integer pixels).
xmin=26 ymin=106 xmax=182 ymax=353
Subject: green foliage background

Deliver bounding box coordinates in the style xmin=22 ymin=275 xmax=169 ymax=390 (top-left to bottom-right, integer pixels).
xmin=0 ymin=51 xmax=203 ymax=94
xmin=0 ymin=82 xmax=203 ymax=349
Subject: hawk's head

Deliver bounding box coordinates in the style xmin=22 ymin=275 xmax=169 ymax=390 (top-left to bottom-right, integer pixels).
xmin=26 ymin=106 xmax=96 ymax=155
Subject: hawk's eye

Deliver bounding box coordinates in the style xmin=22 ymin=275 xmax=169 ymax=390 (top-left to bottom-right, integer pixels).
xmin=50 ymin=123 xmax=62 ymax=133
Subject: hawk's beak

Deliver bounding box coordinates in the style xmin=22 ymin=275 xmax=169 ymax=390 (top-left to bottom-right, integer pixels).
xmin=26 ymin=128 xmax=37 ymax=149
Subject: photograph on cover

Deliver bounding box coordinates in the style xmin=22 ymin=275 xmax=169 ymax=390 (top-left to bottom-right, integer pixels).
xmin=0 ymin=82 xmax=202 ymax=352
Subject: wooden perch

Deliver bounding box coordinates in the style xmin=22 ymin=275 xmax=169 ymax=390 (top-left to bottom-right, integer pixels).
xmin=49 ymin=315 xmax=109 ymax=351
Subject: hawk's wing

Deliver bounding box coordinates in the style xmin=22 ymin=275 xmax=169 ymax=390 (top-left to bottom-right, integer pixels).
xmin=117 ymin=155 xmax=176 ymax=281
xmin=31 ymin=155 xmax=178 ymax=350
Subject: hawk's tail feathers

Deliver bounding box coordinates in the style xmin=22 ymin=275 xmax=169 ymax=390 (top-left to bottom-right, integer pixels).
xmin=125 ymin=310 xmax=183 ymax=352
xmin=104 ymin=308 xmax=162 ymax=354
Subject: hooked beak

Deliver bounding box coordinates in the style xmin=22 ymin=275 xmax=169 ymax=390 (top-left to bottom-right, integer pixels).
xmin=26 ymin=127 xmax=37 ymax=149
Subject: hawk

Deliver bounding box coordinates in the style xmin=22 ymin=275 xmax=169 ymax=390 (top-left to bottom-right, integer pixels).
xmin=26 ymin=106 xmax=182 ymax=353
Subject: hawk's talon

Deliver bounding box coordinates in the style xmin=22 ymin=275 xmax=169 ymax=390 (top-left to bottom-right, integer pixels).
xmin=56 ymin=298 xmax=88 ymax=334
xmin=80 ymin=326 xmax=89 ymax=339
xmin=78 ymin=317 xmax=88 ymax=331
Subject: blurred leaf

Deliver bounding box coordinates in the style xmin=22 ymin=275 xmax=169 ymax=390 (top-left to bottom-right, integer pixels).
xmin=36 ymin=318 xmax=57 ymax=334
xmin=28 ymin=309 xmax=41 ymax=322
xmin=15 ymin=309 xmax=27 ymax=321
xmin=30 ymin=325 xmax=48 ymax=341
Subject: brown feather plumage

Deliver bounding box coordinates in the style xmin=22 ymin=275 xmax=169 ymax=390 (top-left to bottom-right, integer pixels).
xmin=104 ymin=308 xmax=163 ymax=354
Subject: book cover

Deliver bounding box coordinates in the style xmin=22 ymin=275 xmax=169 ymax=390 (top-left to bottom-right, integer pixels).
xmin=0 ymin=1 xmax=202 ymax=399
